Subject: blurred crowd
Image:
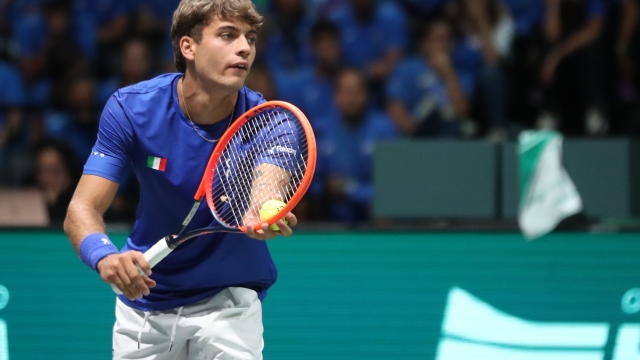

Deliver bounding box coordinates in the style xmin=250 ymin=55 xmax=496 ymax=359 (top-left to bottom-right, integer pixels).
xmin=0 ymin=0 xmax=639 ymax=225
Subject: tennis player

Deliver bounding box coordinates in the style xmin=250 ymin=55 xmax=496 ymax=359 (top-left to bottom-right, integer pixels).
xmin=63 ymin=0 xmax=295 ymax=358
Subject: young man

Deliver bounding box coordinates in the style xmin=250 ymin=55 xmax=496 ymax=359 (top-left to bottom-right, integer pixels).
xmin=63 ymin=1 xmax=296 ymax=358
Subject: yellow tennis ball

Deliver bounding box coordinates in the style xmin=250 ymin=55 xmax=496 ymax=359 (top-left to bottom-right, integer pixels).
xmin=260 ymin=199 xmax=288 ymax=231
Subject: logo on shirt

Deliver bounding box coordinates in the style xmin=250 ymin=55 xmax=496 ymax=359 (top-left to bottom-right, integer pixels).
xmin=147 ymin=156 xmax=167 ymax=171
xmin=267 ymin=145 xmax=297 ymax=156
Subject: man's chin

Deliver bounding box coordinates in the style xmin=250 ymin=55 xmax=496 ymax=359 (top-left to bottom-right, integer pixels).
xmin=222 ymin=76 xmax=247 ymax=92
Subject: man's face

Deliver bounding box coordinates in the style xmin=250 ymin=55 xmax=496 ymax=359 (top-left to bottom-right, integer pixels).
xmin=122 ymin=40 xmax=150 ymax=82
xmin=312 ymin=34 xmax=341 ymax=68
xmin=37 ymin=149 xmax=69 ymax=190
xmin=190 ymin=17 xmax=257 ymax=91
xmin=422 ymin=21 xmax=452 ymax=56
xmin=335 ymin=71 xmax=367 ymax=118
xmin=68 ymin=79 xmax=96 ymax=112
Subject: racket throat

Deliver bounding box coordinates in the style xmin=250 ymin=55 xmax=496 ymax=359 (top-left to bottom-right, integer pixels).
xmin=165 ymin=235 xmax=179 ymax=250
xmin=172 ymin=200 xmax=203 ymax=237
xmin=183 ymin=200 xmax=202 ymax=226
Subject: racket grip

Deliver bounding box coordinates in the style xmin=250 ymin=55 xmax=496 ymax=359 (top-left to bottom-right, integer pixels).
xmin=111 ymin=237 xmax=173 ymax=295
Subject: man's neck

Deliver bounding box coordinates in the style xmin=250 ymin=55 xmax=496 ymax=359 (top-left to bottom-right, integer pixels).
xmin=179 ymin=72 xmax=239 ymax=125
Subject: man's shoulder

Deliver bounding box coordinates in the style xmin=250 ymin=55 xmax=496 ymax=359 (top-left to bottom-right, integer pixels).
xmin=240 ymin=85 xmax=266 ymax=109
xmin=118 ymin=73 xmax=180 ymax=96
xmin=103 ymin=73 xmax=180 ymax=126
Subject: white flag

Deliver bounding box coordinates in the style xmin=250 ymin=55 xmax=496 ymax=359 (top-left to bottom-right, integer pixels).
xmin=518 ymin=130 xmax=583 ymax=240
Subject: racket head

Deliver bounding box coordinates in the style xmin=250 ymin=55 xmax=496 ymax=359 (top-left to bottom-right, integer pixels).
xmin=201 ymin=101 xmax=316 ymax=232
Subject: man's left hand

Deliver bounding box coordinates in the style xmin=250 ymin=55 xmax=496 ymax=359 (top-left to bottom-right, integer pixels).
xmin=245 ymin=212 xmax=298 ymax=240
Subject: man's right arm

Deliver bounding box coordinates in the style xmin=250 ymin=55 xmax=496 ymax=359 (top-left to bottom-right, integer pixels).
xmin=64 ymin=174 xmax=155 ymax=300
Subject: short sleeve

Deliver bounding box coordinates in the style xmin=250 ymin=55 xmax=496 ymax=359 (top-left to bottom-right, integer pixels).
xmin=83 ymin=94 xmax=133 ymax=183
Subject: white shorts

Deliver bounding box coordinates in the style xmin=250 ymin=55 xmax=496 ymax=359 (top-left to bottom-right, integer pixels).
xmin=112 ymin=287 xmax=264 ymax=360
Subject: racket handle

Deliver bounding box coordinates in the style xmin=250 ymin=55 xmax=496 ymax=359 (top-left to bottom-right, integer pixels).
xmin=111 ymin=237 xmax=173 ymax=295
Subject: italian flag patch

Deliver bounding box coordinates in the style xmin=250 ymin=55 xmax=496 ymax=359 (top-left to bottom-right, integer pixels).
xmin=147 ymin=156 xmax=167 ymax=171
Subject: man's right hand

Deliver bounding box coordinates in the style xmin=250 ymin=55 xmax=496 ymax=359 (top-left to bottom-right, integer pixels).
xmin=97 ymin=251 xmax=156 ymax=301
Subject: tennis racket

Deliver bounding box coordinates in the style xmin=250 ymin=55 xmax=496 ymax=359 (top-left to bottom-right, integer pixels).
xmin=112 ymin=100 xmax=316 ymax=294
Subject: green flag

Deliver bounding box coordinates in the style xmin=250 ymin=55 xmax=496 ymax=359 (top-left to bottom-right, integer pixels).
xmin=518 ymin=130 xmax=582 ymax=239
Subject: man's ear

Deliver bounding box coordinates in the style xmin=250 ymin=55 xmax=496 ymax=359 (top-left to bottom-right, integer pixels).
xmin=180 ymin=36 xmax=196 ymax=62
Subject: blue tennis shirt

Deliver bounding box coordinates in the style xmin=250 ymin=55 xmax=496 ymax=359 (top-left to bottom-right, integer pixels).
xmin=84 ymin=73 xmax=277 ymax=311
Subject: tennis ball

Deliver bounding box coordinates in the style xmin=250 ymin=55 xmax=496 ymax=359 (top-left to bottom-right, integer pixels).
xmin=260 ymin=199 xmax=288 ymax=231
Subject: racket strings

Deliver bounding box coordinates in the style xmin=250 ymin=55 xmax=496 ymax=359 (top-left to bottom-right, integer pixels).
xmin=211 ymin=107 xmax=309 ymax=227
xmin=242 ymin=110 xmax=307 ymax=217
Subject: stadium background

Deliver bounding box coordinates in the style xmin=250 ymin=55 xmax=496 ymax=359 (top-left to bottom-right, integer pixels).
xmin=2 ymin=0 xmax=640 ymax=359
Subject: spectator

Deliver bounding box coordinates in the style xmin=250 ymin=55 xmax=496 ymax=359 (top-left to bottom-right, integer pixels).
xmin=11 ymin=0 xmax=91 ymax=108
xmin=386 ymin=19 xmax=475 ymax=137
xmin=132 ymin=0 xmax=180 ymax=73
xmin=28 ymin=140 xmax=78 ymax=225
xmin=73 ymin=0 xmax=131 ymax=78
xmin=262 ymin=0 xmax=314 ymax=73
xmin=450 ymin=0 xmax=515 ymax=140
xmin=0 ymin=60 xmax=28 ymax=185
xmin=328 ymin=0 xmax=409 ymax=84
xmin=98 ymin=38 xmax=153 ymax=105
xmin=279 ymin=20 xmax=342 ymax=125
xmin=316 ymin=69 xmax=398 ymax=222
xmin=43 ymin=72 xmax=99 ymax=163
xmin=538 ymin=0 xmax=607 ymax=135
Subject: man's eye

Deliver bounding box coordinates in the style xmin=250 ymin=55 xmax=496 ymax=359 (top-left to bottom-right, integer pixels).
xmin=247 ymin=36 xmax=257 ymax=44
xmin=221 ymin=33 xmax=232 ymax=39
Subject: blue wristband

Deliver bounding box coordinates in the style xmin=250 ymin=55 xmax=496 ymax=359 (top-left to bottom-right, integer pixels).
xmin=79 ymin=233 xmax=119 ymax=272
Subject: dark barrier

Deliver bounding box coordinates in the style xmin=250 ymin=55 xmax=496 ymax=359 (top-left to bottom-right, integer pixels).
xmin=1 ymin=231 xmax=640 ymax=359
xmin=375 ymin=138 xmax=640 ymax=220
xmin=374 ymin=140 xmax=499 ymax=219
